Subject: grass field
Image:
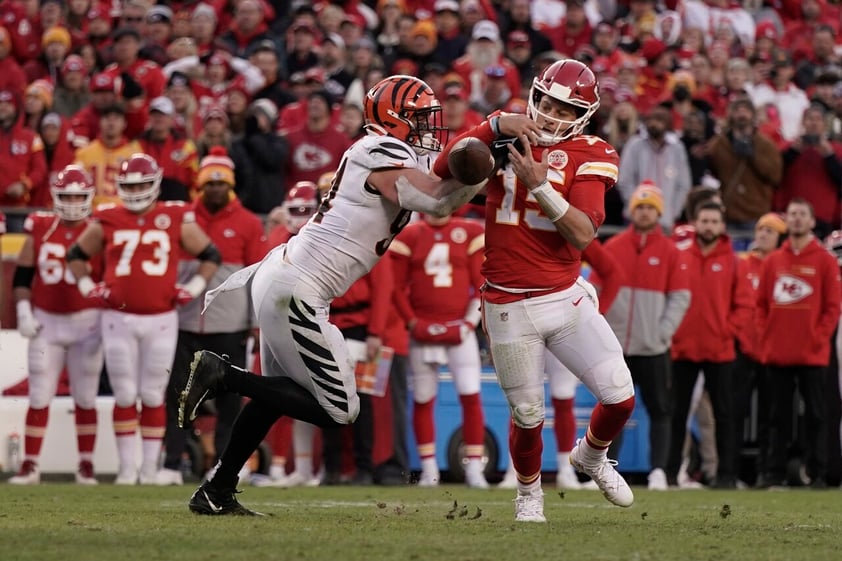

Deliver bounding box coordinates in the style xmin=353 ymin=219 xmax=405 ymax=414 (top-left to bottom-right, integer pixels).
xmin=1 ymin=484 xmax=840 ymax=561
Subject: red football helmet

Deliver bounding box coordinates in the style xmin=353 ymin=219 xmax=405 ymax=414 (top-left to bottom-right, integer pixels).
xmin=116 ymin=153 xmax=162 ymax=211
xmin=284 ymin=181 xmax=320 ymax=234
xmin=825 ymin=230 xmax=842 ymax=266
xmin=52 ymin=165 xmax=94 ymax=221
xmin=363 ymin=75 xmax=447 ymax=153
xmin=528 ymin=59 xmax=600 ymax=144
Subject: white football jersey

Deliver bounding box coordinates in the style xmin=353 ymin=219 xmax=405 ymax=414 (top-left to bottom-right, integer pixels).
xmin=285 ymin=134 xmax=432 ymax=298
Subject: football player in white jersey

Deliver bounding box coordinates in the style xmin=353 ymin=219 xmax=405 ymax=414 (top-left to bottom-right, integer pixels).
xmin=176 ymin=75 xmax=543 ymax=515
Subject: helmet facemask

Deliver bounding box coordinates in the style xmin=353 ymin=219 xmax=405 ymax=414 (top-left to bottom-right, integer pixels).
xmin=406 ymin=106 xmax=448 ymax=154
xmin=53 ymin=190 xmax=94 ymax=221
xmin=527 ymin=82 xmax=599 ymax=145
xmin=117 ymin=174 xmax=161 ymax=212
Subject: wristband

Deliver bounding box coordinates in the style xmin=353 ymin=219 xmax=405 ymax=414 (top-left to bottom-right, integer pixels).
xmin=531 ymin=180 xmax=570 ymax=222
xmin=183 ymin=275 xmax=208 ymax=298
xmin=490 ymin=116 xmax=500 ymax=136
xmin=77 ymin=276 xmax=95 ymax=297
xmin=16 ymin=299 xmax=34 ymax=319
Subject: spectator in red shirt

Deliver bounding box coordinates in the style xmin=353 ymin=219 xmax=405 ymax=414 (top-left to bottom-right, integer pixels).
xmin=0 ymin=26 xmax=28 ymax=96
xmin=139 ymin=96 xmax=199 ymax=201
xmin=24 ymin=26 xmax=71 ymax=84
xmin=668 ymin=201 xmax=754 ymax=488
xmin=441 ymin=82 xmax=483 ymax=138
xmin=189 ymin=2 xmax=218 ymax=57
xmin=283 ymin=90 xmax=351 ymax=186
xmin=757 ymin=199 xmax=842 ymax=488
xmin=636 ymin=38 xmax=673 ymax=114
xmin=0 ymin=90 xmax=47 ymax=212
xmin=550 ymin=0 xmax=592 ymax=57
xmin=36 ymin=112 xmax=76 ymax=208
xmin=218 ymin=0 xmax=277 ymax=60
xmin=452 ymin=20 xmax=520 ymax=101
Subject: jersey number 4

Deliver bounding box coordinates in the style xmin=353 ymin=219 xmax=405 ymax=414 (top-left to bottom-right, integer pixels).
xmin=424 ymin=242 xmax=453 ymax=287
xmin=113 ymin=229 xmax=171 ymax=277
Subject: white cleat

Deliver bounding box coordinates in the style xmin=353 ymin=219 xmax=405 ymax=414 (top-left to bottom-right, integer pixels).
xmin=570 ymin=440 xmax=634 ymax=507
xmin=154 ymin=468 xmax=184 ymax=486
xmin=279 ymin=471 xmax=321 ymax=488
xmin=556 ymin=465 xmax=582 ymax=490
xmin=417 ymin=469 xmax=440 ymax=487
xmin=647 ymin=468 xmax=668 ymax=491
xmin=497 ymin=469 xmax=518 ymax=489
xmin=514 ymin=488 xmax=546 ymax=522
xmin=115 ymin=468 xmax=138 ymax=486
xmin=464 ymin=462 xmax=490 ymax=489
xmin=8 ymin=461 xmax=40 ymax=485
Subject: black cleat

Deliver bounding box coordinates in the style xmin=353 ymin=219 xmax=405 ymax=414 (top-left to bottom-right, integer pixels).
xmin=178 ymin=350 xmax=228 ymax=428
xmin=188 ymin=482 xmax=265 ymax=516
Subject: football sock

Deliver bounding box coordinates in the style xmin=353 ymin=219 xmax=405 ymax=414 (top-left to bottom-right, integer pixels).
xmin=23 ymin=406 xmax=49 ymax=461
xmin=413 ymin=399 xmax=435 ymax=460
xmin=113 ymin=405 xmax=138 ymax=472
xmin=211 ymin=399 xmax=281 ymax=489
xmin=140 ymin=404 xmax=166 ymax=474
xmin=74 ymin=405 xmax=97 ymax=462
xmin=510 ymin=420 xmax=544 ymax=486
xmin=223 ymin=367 xmax=338 ymax=427
xmin=460 ymin=393 xmax=485 ymax=459
xmin=292 ymin=421 xmax=316 ymax=478
xmin=584 ymin=396 xmax=636 ymax=454
xmin=552 ymin=397 xmax=575 ymax=453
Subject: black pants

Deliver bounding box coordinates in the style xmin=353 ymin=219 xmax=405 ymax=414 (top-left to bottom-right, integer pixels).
xmin=627 ymin=353 xmax=673 ymax=471
xmin=733 ymin=349 xmax=771 ymax=478
xmin=162 ymin=330 xmax=248 ymax=471
xmin=766 ymin=365 xmax=828 ymax=481
xmin=667 ymin=360 xmax=736 ymax=482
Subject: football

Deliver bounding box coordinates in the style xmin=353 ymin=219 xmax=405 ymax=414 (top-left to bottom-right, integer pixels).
xmin=448 ymin=137 xmax=495 ymax=185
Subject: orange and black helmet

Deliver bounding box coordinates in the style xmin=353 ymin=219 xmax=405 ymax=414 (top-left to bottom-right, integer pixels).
xmin=363 ymin=75 xmax=447 ymax=152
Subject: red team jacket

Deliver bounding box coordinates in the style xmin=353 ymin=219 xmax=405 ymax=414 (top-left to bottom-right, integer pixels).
xmin=25 ymin=212 xmax=103 ymax=314
xmin=671 ymin=235 xmax=753 ymax=363
xmin=330 ymin=258 xmax=393 ymax=340
xmin=95 ymin=201 xmax=194 ymax=315
xmin=757 ymin=238 xmax=842 ymax=367
xmin=434 ymin=116 xmax=620 ymax=305
xmin=738 ymin=251 xmax=764 ymax=362
xmin=389 ymin=218 xmax=485 ymax=324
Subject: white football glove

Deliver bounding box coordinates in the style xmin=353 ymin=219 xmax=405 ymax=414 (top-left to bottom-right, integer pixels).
xmin=16 ymin=300 xmax=41 ymax=339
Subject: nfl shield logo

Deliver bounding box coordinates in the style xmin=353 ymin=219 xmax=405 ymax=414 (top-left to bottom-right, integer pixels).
xmin=500 ymin=312 xmax=509 ymax=322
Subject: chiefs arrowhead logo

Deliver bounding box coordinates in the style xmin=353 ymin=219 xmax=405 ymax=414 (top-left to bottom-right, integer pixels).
xmin=427 ymin=323 xmax=448 ymax=336
xmin=773 ymin=274 xmax=813 ymax=305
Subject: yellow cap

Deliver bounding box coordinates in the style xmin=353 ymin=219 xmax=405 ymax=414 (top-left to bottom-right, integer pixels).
xmin=756 ymin=212 xmax=786 ymax=234
xmin=629 ymin=181 xmax=664 ymax=216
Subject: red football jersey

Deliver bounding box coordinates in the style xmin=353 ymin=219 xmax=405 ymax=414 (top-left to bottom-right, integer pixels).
xmin=95 ymin=201 xmax=194 ymax=314
xmin=25 ymin=212 xmax=103 ymax=314
xmin=483 ymin=135 xmax=619 ymax=303
xmin=391 ymin=218 xmax=485 ymax=323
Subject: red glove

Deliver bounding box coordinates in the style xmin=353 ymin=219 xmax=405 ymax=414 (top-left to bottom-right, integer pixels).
xmin=411 ymin=319 xmax=463 ymax=345
xmin=175 ymin=285 xmax=196 ymax=306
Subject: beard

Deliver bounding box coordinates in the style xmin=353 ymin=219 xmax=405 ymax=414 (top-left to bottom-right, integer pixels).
xmin=697 ymin=231 xmax=719 ymax=245
xmin=468 ymin=42 xmax=500 ymax=71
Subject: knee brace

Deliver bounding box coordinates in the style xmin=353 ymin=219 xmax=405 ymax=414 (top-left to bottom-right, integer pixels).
xmin=506 ymin=386 xmax=545 ymax=429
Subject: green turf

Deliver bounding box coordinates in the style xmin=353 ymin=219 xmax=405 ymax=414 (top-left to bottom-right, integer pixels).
xmin=1 ymin=484 xmax=840 ymax=561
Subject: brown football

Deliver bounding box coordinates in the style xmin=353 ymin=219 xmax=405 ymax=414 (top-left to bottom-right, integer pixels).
xmin=447 ymin=137 xmax=494 ymax=185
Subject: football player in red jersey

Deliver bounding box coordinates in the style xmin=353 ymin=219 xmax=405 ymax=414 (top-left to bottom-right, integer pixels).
xmin=66 ymin=154 xmax=221 ymax=485
xmin=434 ymin=59 xmax=636 ymax=522
xmin=390 ymin=213 xmax=489 ymax=488
xmin=9 ymin=166 xmax=103 ymax=485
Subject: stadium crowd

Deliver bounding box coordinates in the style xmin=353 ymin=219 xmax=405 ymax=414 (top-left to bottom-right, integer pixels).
xmin=2 ymin=0 xmax=842 ymax=492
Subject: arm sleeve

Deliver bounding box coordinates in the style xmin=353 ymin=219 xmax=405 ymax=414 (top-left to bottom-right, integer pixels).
xmin=359 ymin=137 xmax=419 ymax=171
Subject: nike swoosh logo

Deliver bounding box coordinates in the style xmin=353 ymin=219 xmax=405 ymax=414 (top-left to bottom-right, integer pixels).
xmin=572 ymin=296 xmax=584 ymax=306
xmin=204 ymin=491 xmax=223 ymax=513
xmin=604 ymin=148 xmax=615 ymax=154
